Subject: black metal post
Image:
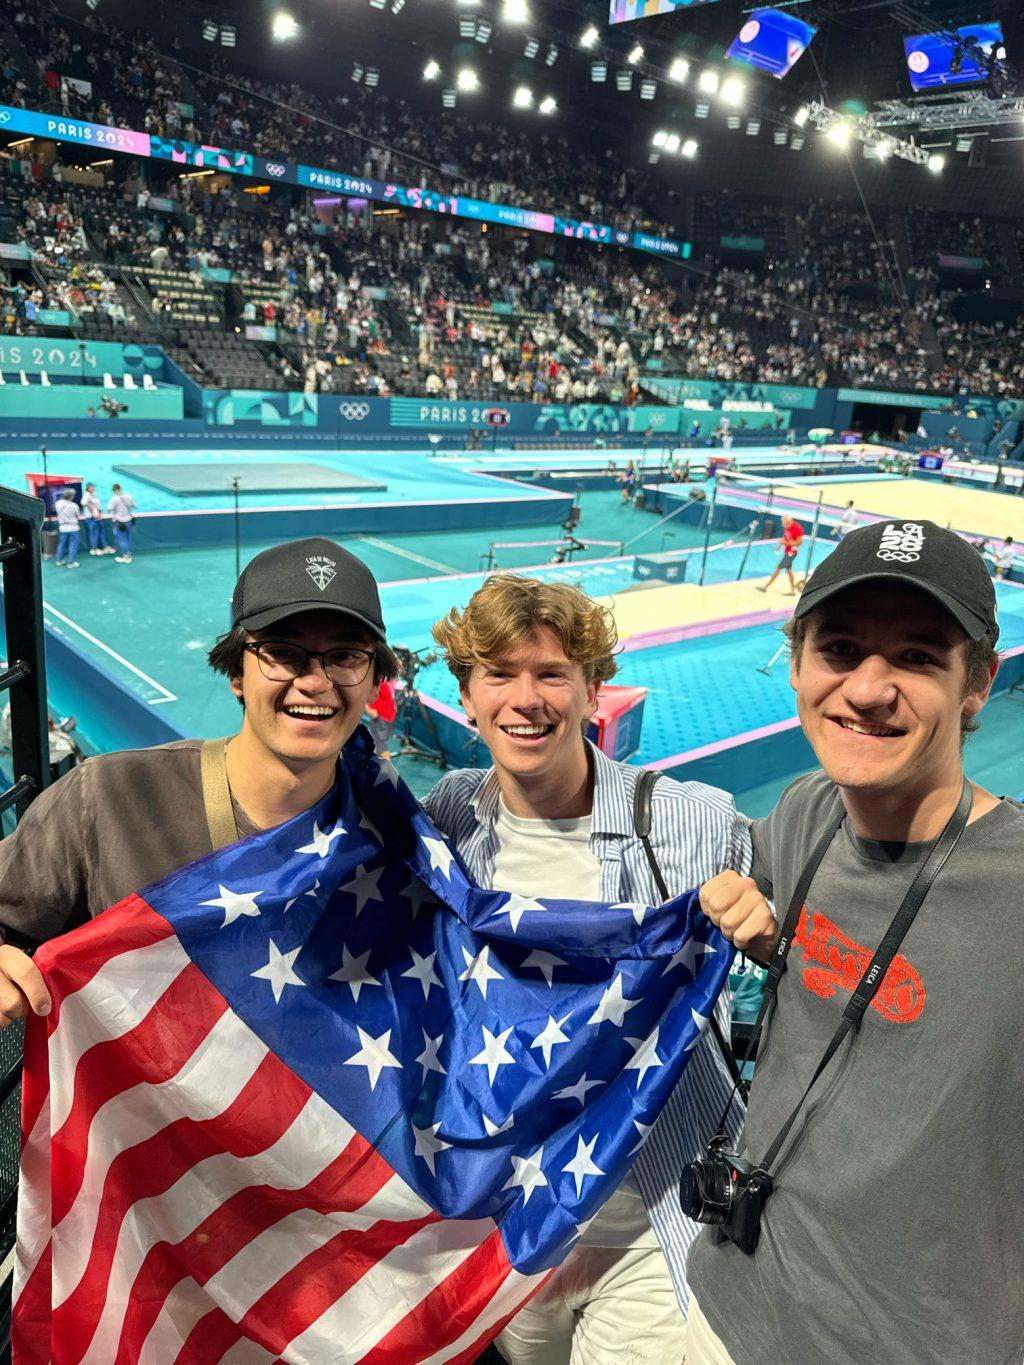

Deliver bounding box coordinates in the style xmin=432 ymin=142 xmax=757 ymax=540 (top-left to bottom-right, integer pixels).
xmin=231 ymin=476 xmax=241 ymax=581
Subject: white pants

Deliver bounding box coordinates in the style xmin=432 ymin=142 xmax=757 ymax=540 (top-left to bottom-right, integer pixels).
xmin=681 ymin=1295 xmax=736 ymax=1365
xmin=495 ymin=1244 xmax=685 ymax=1365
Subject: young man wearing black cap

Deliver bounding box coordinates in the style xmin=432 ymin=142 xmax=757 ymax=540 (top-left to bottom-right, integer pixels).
xmin=0 ymin=537 xmax=398 ymax=1027
xmin=683 ymin=520 xmax=1024 ymax=1364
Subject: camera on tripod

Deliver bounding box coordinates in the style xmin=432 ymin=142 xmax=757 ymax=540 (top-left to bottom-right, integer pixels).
xmin=392 ymin=645 xmax=440 ymax=692
xmin=100 ymin=395 xmax=128 ymax=418
xmin=679 ymin=1136 xmax=773 ymax=1255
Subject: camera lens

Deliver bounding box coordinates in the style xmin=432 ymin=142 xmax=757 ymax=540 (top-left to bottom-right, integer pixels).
xmin=680 ymin=1157 xmax=734 ymax=1226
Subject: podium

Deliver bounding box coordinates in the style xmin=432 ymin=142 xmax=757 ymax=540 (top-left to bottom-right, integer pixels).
xmin=587 ymin=685 xmax=648 ymax=762
xmin=632 ymin=552 xmax=687 ymax=584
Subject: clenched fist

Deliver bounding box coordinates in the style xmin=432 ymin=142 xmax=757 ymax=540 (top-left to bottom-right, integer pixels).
xmin=0 ymin=945 xmax=50 ymax=1027
xmin=700 ymin=872 xmax=779 ymax=964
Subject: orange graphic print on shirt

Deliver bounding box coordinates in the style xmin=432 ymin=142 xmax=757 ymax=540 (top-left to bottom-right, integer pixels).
xmin=794 ymin=907 xmax=926 ymax=1023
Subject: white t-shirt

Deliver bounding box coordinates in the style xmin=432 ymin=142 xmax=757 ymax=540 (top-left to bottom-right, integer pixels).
xmin=490 ymin=799 xmax=657 ymax=1250
xmin=839 ymin=507 xmax=858 ymax=534
xmin=82 ymin=489 xmax=102 ymax=517
xmin=994 ymin=544 xmax=1014 ymax=571
xmin=54 ymin=497 xmax=81 ymax=530
xmin=107 ymin=493 xmax=135 ymax=522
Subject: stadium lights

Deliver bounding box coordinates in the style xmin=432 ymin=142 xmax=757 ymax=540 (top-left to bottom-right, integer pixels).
xmin=423 ymin=58 xmax=441 ymax=79
xmin=456 ymin=67 xmax=480 ymax=91
xmin=640 ymin=78 xmax=656 ymax=100
xmin=539 ymin=94 xmax=557 ymax=114
xmin=626 ymin=44 xmax=644 ymax=65
xmin=616 ymin=70 xmax=633 ymax=92
xmin=794 ymin=105 xmax=810 ymax=127
xmin=580 ymin=25 xmax=599 ymax=49
xmin=721 ymin=77 xmax=745 ymax=107
xmin=746 ymin=119 xmax=760 ymax=135
xmin=364 ymin=67 xmax=380 ymax=87
xmin=391 ymin=0 xmax=405 ymax=13
xmin=668 ymin=57 xmax=690 ymax=83
xmin=442 ymin=88 xmax=457 ymax=108
xmin=502 ymin=0 xmax=529 ymax=23
xmin=664 ymin=133 xmax=680 ymax=152
xmin=459 ymin=16 xmax=476 ymax=36
xmin=697 ymin=70 xmax=719 ymax=94
xmin=220 ymin=24 xmax=236 ymax=46
xmin=652 ymin=130 xmax=668 ymax=148
xmin=202 ymin=19 xmax=218 ymax=41
xmin=271 ymin=11 xmax=299 ymax=41
xmin=873 ymin=138 xmax=892 ymax=160
xmin=695 ymin=101 xmax=710 ymax=118
xmin=590 ymin=60 xmax=607 ymax=82
xmin=475 ymin=19 xmax=492 ymax=42
xmin=682 ymin=137 xmax=698 ymax=157
xmin=928 ymin=153 xmax=945 ymax=173
xmin=791 ymin=133 xmax=805 ymax=150
xmin=524 ymin=36 xmax=540 ymax=58
xmin=352 ymin=63 xmax=365 ymax=82
xmin=827 ymin=121 xmax=851 ymax=148
xmin=726 ymin=114 xmax=741 ymax=130
xmin=545 ymin=43 xmax=559 ymax=66
xmin=806 ymin=100 xmax=932 ymax=167
xmin=513 ymin=84 xmax=533 ymax=107
xmin=773 ymin=127 xmax=788 ymax=145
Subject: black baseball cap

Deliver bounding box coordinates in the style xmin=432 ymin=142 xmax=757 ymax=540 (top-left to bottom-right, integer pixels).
xmin=794 ymin=519 xmax=999 ymax=643
xmin=231 ymin=537 xmax=386 ymax=639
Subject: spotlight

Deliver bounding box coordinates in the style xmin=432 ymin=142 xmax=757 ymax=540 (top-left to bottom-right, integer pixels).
xmin=391 ymin=0 xmax=405 ymax=12
xmin=616 ymin=70 xmax=633 ymax=91
xmin=827 ymin=121 xmax=850 ymax=148
xmin=794 ymin=105 xmax=810 ymax=127
xmin=271 ymin=10 xmax=299 ymax=41
xmin=219 ymin=23 xmax=236 ymax=45
xmin=202 ymin=18 xmax=218 ymax=41
xmin=664 ymin=133 xmax=680 ymax=152
xmin=503 ymin=0 xmax=529 ymax=22
xmin=627 ymin=44 xmax=643 ymax=65
xmin=352 ymin=63 xmax=365 ymax=82
xmin=773 ymin=127 xmax=788 ymax=145
xmin=364 ymin=67 xmax=380 ymax=87
xmin=668 ymin=57 xmax=689 ymax=83
xmin=746 ymin=119 xmax=760 ymax=135
xmin=590 ymin=61 xmax=607 ymax=82
xmin=697 ymin=69 xmax=718 ymax=94
xmin=456 ymin=67 xmax=479 ymax=91
xmin=726 ymin=114 xmax=740 ymax=130
xmin=524 ymin=36 xmax=539 ymax=57
xmin=423 ymin=58 xmax=441 ymax=79
xmin=442 ymin=88 xmax=457 ymax=108
xmin=538 ymin=94 xmax=556 ymax=114
xmin=640 ymin=78 xmax=656 ymax=99
xmin=652 ymin=130 xmax=668 ymax=148
xmin=513 ymin=84 xmax=533 ymax=107
xmin=545 ymin=43 xmax=559 ymax=65
xmin=459 ymin=16 xmax=476 ymax=36
xmin=928 ymin=153 xmax=945 ymax=173
xmin=695 ymin=101 xmax=710 ymax=118
xmin=721 ymin=77 xmax=745 ymax=107
xmin=475 ymin=19 xmax=492 ymax=41
xmin=649 ymin=152 xmax=660 ymax=163
xmin=874 ymin=139 xmax=892 ymax=160
xmin=791 ymin=132 xmax=805 ymax=150
xmin=85 ymin=0 xmax=99 ymax=9
xmin=580 ymin=25 xmax=599 ymax=49
xmin=682 ymin=137 xmax=698 ymax=158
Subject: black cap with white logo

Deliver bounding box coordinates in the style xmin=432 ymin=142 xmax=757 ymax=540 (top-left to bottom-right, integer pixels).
xmin=794 ymin=519 xmax=999 ymax=643
xmin=231 ymin=537 xmax=386 ymax=638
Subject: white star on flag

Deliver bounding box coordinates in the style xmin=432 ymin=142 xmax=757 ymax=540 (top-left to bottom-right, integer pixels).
xmin=283 ymin=879 xmax=320 ymax=914
xmin=296 ymin=821 xmax=345 ymax=859
xmin=586 ymin=972 xmax=640 ymax=1028
xmin=421 ymin=835 xmax=455 ymax=879
xmin=562 ymin=1133 xmax=604 ymax=1198
xmin=686 ymin=1008 xmax=711 ymax=1051
xmin=402 ymin=947 xmax=444 ymax=1001
xmin=373 ymin=760 xmax=400 ymax=788
xmin=552 ymin=1073 xmax=605 ymax=1107
xmin=459 ymin=945 xmax=504 ymax=999
xmin=483 ymin=1113 xmax=515 ymax=1137
xmin=611 ymin=900 xmax=652 ymax=927
xmin=469 ymin=1025 xmax=516 ymax=1086
xmin=624 ymin=1027 xmax=664 ymax=1086
xmin=629 ymin=1119 xmax=654 ymax=1156
xmin=522 ymin=948 xmax=567 ymax=987
xmin=343 ymin=1026 xmax=403 ymax=1091
xmin=201 ymin=884 xmax=263 ymax=928
xmin=412 ymin=1122 xmax=451 ymax=1176
xmin=250 ymin=939 xmax=304 ymax=1003
xmin=340 ymin=863 xmax=385 ymax=915
xmin=503 ymin=1146 xmax=548 ymax=1205
xmin=415 ymin=1028 xmax=446 ymax=1079
xmin=401 ymin=876 xmax=437 ymax=919
xmin=327 ymin=945 xmax=381 ymax=1003
xmin=567 ymin=1213 xmax=598 ymax=1245
xmin=530 ymin=1013 xmax=572 ymax=1069
xmin=357 ymin=809 xmax=382 ymax=841
xmin=491 ymin=893 xmax=548 ymax=933
xmin=660 ymin=939 xmax=698 ymax=978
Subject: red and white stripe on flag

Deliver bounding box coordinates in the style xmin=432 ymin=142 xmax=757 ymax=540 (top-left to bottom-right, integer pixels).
xmin=13 ymin=895 xmax=543 ymax=1363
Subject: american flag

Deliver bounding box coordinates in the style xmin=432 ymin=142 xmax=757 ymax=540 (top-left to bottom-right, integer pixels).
xmin=14 ymin=737 xmax=731 ymax=1363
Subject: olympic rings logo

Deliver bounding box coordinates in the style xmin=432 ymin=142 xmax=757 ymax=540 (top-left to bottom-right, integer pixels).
xmin=265 ymin=162 xmax=286 ymax=177
xmin=340 ymin=402 xmax=370 ymax=421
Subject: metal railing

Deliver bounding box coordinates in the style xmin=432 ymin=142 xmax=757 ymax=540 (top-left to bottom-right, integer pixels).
xmin=0 ymin=484 xmax=52 ymax=1357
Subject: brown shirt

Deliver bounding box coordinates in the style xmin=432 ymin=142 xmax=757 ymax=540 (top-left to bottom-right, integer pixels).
xmin=0 ymin=740 xmax=258 ymax=949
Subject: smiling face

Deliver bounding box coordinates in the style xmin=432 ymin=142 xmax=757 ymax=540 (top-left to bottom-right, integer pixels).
xmin=460 ymin=626 xmax=599 ymax=788
xmin=230 ymin=609 xmax=379 ymax=772
xmin=791 ymin=583 xmax=995 ymax=800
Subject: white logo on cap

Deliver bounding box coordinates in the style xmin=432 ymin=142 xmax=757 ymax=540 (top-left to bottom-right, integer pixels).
xmin=305 ymin=554 xmax=337 ymax=591
xmin=877 ymin=522 xmax=924 ymax=563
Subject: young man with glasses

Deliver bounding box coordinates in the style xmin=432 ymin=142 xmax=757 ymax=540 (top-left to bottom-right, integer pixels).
xmin=684 ymin=521 xmax=1023 ymax=1365
xmin=0 ymin=536 xmax=398 ymax=1026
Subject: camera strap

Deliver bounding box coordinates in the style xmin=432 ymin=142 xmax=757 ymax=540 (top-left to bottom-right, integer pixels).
xmin=632 ymin=770 xmax=745 ymax=1093
xmin=754 ymin=777 xmax=973 ymax=1175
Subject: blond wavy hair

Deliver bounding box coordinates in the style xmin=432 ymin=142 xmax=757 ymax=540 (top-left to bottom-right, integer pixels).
xmin=432 ymin=575 xmax=619 ymax=687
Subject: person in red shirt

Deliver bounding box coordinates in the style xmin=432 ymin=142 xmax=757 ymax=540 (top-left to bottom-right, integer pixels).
xmin=759 ymin=514 xmax=804 ymax=596
xmin=363 ymin=676 xmax=396 ymax=760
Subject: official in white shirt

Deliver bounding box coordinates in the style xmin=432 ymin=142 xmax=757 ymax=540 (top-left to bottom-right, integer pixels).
xmin=53 ymin=489 xmax=82 ymax=569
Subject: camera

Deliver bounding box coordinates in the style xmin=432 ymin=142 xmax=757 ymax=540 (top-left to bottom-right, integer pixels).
xmin=679 ymin=1137 xmax=773 ymax=1256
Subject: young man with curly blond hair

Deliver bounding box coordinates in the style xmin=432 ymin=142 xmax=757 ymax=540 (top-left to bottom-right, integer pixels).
xmin=423 ymin=574 xmax=754 ymax=1365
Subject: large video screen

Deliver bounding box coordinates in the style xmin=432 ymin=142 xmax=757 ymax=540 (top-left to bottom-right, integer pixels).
xmin=726 ymin=8 xmax=816 ymax=79
xmin=609 ymin=0 xmax=721 ymax=28
xmin=904 ymin=22 xmax=1004 ymax=92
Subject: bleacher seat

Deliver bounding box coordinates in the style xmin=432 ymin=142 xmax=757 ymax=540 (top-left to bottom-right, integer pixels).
xmin=142 ymin=373 xmax=157 ymax=390
xmin=19 ymin=371 xmax=28 ymax=386
xmin=122 ymin=373 xmax=137 ymax=389
xmin=103 ymin=373 xmax=116 ymax=388
xmin=39 ymin=371 xmax=51 ymax=387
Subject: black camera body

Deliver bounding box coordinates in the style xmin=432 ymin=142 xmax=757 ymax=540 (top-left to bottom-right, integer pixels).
xmin=679 ymin=1138 xmax=774 ymax=1256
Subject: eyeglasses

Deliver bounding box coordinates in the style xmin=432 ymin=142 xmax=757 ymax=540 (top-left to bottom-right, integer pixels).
xmin=244 ymin=641 xmax=376 ymax=687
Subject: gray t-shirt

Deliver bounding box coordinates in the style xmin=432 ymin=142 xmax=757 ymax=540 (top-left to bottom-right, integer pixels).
xmin=689 ymin=770 xmax=1024 ymax=1365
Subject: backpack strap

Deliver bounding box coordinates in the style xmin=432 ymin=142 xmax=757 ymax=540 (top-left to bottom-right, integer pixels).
xmin=200 ymin=738 xmax=238 ymax=852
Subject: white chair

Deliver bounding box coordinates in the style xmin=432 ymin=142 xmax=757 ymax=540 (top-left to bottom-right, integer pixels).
xmin=39 ymin=370 xmax=51 ymax=387
xmin=19 ymin=370 xmax=29 ymax=386
xmin=0 ymin=369 xmax=7 ymax=385
xmin=122 ymin=373 xmax=138 ymax=389
xmin=142 ymin=373 xmax=157 ymax=390
xmin=103 ymin=372 xmax=116 ymax=388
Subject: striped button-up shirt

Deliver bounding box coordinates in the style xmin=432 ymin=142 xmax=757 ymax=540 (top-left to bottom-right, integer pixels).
xmin=422 ymin=742 xmax=752 ymax=1312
